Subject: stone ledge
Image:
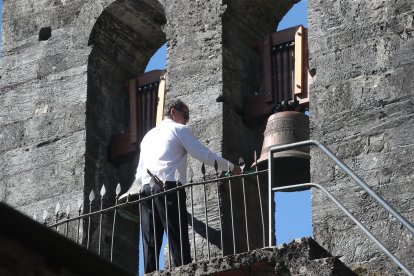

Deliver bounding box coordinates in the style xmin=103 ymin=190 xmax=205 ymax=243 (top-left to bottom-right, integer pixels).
xmin=153 ymin=237 xmax=355 ymax=276
xmin=0 ymin=202 xmax=132 ymax=276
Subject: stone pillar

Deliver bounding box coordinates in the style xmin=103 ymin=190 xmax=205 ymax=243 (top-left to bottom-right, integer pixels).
xmin=163 ymin=0 xmax=299 ymax=257
xmin=0 ymin=0 xmax=91 ymax=220
xmin=309 ymin=0 xmax=414 ymax=273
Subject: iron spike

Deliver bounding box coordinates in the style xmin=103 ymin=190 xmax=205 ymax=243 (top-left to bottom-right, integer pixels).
xmin=55 ymin=202 xmax=60 ymax=215
xmin=188 ymin=167 xmax=194 ymax=183
xmin=77 ymin=198 xmax=83 ymax=212
xmin=42 ymin=210 xmax=48 ymax=222
xmin=89 ymin=190 xmax=95 ymax=202
xmin=175 ymin=169 xmax=180 ymax=183
xmin=116 ymin=183 xmax=121 ymax=196
xmin=201 ymin=163 xmax=206 ymax=176
xmin=100 ymin=184 xmax=106 ymax=198
xmin=66 ymin=204 xmax=71 ymax=218
xmin=239 ymin=157 xmax=245 ymax=172
xmin=214 ymin=160 xmax=218 ymax=172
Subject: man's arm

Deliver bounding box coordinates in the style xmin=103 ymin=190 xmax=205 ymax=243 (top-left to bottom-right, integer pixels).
xmin=177 ymin=126 xmax=241 ymax=174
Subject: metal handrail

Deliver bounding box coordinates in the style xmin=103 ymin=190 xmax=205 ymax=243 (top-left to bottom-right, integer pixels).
xmin=272 ymin=183 xmax=413 ymax=276
xmin=267 ymin=140 xmax=414 ymax=275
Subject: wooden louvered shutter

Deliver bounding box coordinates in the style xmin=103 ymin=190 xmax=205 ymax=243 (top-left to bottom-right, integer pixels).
xmin=245 ymin=25 xmax=309 ymax=121
xmin=110 ymin=70 xmax=166 ymax=162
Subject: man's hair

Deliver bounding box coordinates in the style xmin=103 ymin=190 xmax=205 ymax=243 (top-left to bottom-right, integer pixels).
xmin=164 ymin=99 xmax=188 ymax=117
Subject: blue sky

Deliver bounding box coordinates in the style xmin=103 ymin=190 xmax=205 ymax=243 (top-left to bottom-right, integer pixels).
xmin=0 ymin=0 xmax=310 ymax=273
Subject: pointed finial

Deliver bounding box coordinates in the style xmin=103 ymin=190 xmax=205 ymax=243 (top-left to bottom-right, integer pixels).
xmin=188 ymin=167 xmax=194 ymax=183
xmin=42 ymin=210 xmax=48 ymax=222
xmin=66 ymin=204 xmax=71 ymax=218
xmin=89 ymin=190 xmax=95 ymax=202
xmin=175 ymin=169 xmax=180 ymax=183
xmin=55 ymin=202 xmax=60 ymax=215
xmin=77 ymin=198 xmax=83 ymax=212
xmin=214 ymin=160 xmax=219 ymax=178
xmin=238 ymin=157 xmax=245 ymax=172
xmin=116 ymin=183 xmax=121 ymax=196
xmin=100 ymin=184 xmax=106 ymax=198
xmin=201 ymin=163 xmax=206 ymax=181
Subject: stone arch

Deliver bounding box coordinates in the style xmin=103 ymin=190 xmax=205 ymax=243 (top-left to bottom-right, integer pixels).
xmin=221 ymin=0 xmax=300 ymax=162
xmin=85 ymin=0 xmax=166 ymax=271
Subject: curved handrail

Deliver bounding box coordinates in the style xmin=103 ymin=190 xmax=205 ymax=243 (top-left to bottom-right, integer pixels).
xmin=267 ymin=140 xmax=414 ymax=275
xmin=272 ymin=183 xmax=413 ymax=276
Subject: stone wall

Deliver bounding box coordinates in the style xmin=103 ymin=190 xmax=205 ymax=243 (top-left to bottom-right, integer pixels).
xmin=1 ymin=0 xmax=303 ymax=271
xmin=0 ymin=0 xmax=89 ymax=220
xmin=309 ymin=0 xmax=414 ymax=273
xmin=0 ymin=202 xmax=132 ymax=276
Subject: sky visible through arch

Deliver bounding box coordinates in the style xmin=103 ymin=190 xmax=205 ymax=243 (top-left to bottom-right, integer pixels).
xmin=0 ymin=0 xmax=311 ymax=273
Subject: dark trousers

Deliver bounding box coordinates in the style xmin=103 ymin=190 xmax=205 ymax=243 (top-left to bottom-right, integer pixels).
xmin=140 ymin=182 xmax=191 ymax=273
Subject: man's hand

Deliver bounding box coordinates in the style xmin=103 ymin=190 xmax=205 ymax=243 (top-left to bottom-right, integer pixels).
xmin=232 ymin=165 xmax=242 ymax=175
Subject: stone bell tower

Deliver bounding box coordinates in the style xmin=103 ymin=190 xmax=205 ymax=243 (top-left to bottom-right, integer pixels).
xmin=2 ymin=0 xmax=413 ymax=274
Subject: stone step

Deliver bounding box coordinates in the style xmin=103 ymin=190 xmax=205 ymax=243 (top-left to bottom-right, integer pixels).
xmin=153 ymin=237 xmax=356 ymax=275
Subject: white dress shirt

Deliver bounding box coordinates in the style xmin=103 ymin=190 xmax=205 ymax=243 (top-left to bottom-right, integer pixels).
xmin=123 ymin=119 xmax=234 ymax=197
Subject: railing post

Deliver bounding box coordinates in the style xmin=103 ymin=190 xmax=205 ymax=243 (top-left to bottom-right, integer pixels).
xmin=268 ymin=148 xmax=275 ymax=247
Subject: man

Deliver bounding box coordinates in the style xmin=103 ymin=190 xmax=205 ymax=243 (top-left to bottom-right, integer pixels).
xmin=122 ymin=99 xmax=241 ymax=273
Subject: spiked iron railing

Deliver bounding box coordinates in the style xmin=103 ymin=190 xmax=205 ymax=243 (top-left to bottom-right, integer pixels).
xmin=38 ymin=157 xmax=268 ymax=273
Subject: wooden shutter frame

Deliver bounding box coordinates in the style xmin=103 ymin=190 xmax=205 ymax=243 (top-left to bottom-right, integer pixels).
xmin=110 ymin=70 xmax=166 ymax=162
xmin=245 ymin=25 xmax=309 ymax=122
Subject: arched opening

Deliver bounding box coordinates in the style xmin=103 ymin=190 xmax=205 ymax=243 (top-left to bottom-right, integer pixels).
xmin=220 ymin=0 xmax=311 ymax=253
xmin=85 ymin=0 xmax=166 ymax=271
xmin=272 ymin=0 xmax=313 ymax=246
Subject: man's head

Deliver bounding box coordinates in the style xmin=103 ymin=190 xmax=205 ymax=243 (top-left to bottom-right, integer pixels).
xmin=164 ymin=99 xmax=190 ymax=125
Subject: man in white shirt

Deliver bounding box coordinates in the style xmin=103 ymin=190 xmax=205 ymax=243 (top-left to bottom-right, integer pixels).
xmin=125 ymin=99 xmax=241 ymax=273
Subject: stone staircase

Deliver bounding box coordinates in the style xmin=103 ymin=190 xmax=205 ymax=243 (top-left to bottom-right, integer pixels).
xmin=153 ymin=237 xmax=356 ymax=276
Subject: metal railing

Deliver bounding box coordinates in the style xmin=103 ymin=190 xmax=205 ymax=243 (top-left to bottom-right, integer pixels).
xmin=35 ymin=139 xmax=414 ymax=275
xmin=41 ymin=159 xmax=268 ymax=273
xmin=268 ymin=140 xmax=414 ymax=276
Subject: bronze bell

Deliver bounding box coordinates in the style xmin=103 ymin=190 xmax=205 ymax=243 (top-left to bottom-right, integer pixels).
xmin=255 ymin=111 xmax=310 ymax=188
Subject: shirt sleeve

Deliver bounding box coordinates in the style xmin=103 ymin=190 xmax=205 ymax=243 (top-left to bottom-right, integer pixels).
xmin=177 ymin=126 xmax=235 ymax=171
xmin=134 ymin=153 xmax=144 ymax=187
